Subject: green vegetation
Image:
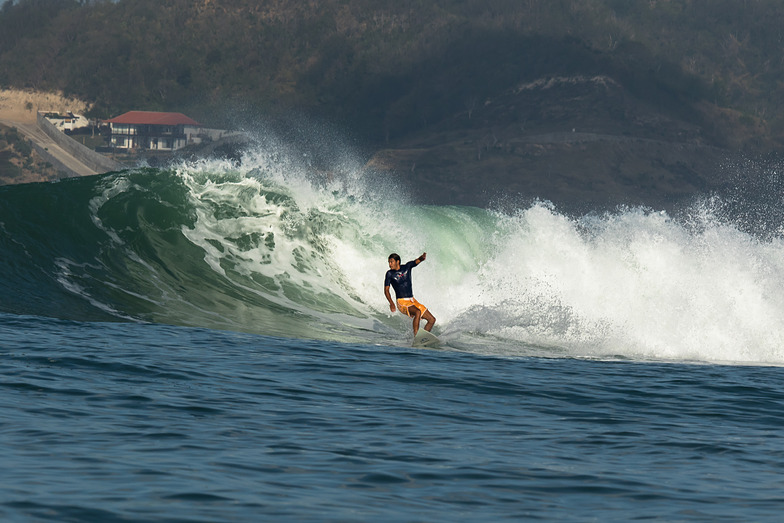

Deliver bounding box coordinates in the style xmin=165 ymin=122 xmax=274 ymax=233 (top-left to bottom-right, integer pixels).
xmin=0 ymin=125 xmax=57 ymax=184
xmin=0 ymin=148 xmax=23 ymax=180
xmin=1 ymin=0 xmax=783 ymax=151
xmin=1 ymin=126 xmax=32 ymax=156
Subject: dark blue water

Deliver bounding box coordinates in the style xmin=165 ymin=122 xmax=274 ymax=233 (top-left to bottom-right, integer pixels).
xmin=3 ymin=312 xmax=784 ymax=522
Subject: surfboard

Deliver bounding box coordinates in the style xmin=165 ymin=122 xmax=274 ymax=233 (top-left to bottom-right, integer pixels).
xmin=413 ymin=329 xmax=441 ymax=348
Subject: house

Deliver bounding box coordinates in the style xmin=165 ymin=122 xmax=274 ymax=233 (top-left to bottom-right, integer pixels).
xmin=105 ymin=111 xmax=201 ymax=151
xmin=44 ymin=112 xmax=90 ymax=133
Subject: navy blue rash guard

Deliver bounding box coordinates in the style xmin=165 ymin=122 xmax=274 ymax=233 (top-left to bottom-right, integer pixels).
xmin=384 ymin=260 xmax=418 ymax=299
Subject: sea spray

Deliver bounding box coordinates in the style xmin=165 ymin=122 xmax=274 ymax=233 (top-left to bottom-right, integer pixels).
xmin=445 ymin=202 xmax=784 ymax=363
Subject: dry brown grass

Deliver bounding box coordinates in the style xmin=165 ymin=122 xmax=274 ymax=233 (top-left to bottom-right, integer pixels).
xmin=0 ymin=89 xmax=90 ymax=123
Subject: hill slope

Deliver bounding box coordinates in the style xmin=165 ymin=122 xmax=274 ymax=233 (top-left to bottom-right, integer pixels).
xmin=0 ymin=0 xmax=781 ymax=207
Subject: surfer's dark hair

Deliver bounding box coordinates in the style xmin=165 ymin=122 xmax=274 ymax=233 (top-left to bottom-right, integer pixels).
xmin=388 ymin=253 xmax=401 ymax=262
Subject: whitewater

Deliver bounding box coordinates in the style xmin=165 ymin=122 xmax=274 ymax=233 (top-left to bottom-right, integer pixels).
xmin=3 ymin=136 xmax=784 ymax=521
xmin=4 ymin=143 xmax=783 ymax=364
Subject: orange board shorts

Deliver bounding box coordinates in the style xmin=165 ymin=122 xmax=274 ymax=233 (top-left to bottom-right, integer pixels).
xmin=397 ymin=297 xmax=428 ymax=318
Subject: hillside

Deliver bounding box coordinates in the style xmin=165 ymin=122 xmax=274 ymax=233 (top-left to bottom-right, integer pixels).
xmin=0 ymin=124 xmax=61 ymax=184
xmin=0 ymin=0 xmax=782 ymax=207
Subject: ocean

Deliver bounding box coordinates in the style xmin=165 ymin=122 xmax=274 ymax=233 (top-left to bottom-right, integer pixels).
xmin=2 ymin=142 xmax=784 ymax=521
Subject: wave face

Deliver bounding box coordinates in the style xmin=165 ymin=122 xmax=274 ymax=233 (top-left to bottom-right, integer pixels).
xmin=2 ymin=146 xmax=784 ymax=364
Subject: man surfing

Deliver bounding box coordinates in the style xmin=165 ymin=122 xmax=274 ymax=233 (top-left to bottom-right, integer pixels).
xmin=384 ymin=252 xmax=436 ymax=335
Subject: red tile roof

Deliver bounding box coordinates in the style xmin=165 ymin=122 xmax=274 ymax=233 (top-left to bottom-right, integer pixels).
xmin=106 ymin=111 xmax=201 ymax=126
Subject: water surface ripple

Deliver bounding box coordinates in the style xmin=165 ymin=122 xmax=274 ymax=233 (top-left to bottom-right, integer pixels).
xmin=2 ymin=315 xmax=784 ymax=521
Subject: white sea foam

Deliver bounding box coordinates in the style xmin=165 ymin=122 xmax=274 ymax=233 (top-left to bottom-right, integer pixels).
xmin=438 ymin=202 xmax=784 ymax=364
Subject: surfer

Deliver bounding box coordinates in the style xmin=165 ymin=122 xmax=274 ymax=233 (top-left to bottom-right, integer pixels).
xmin=384 ymin=252 xmax=436 ymax=335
